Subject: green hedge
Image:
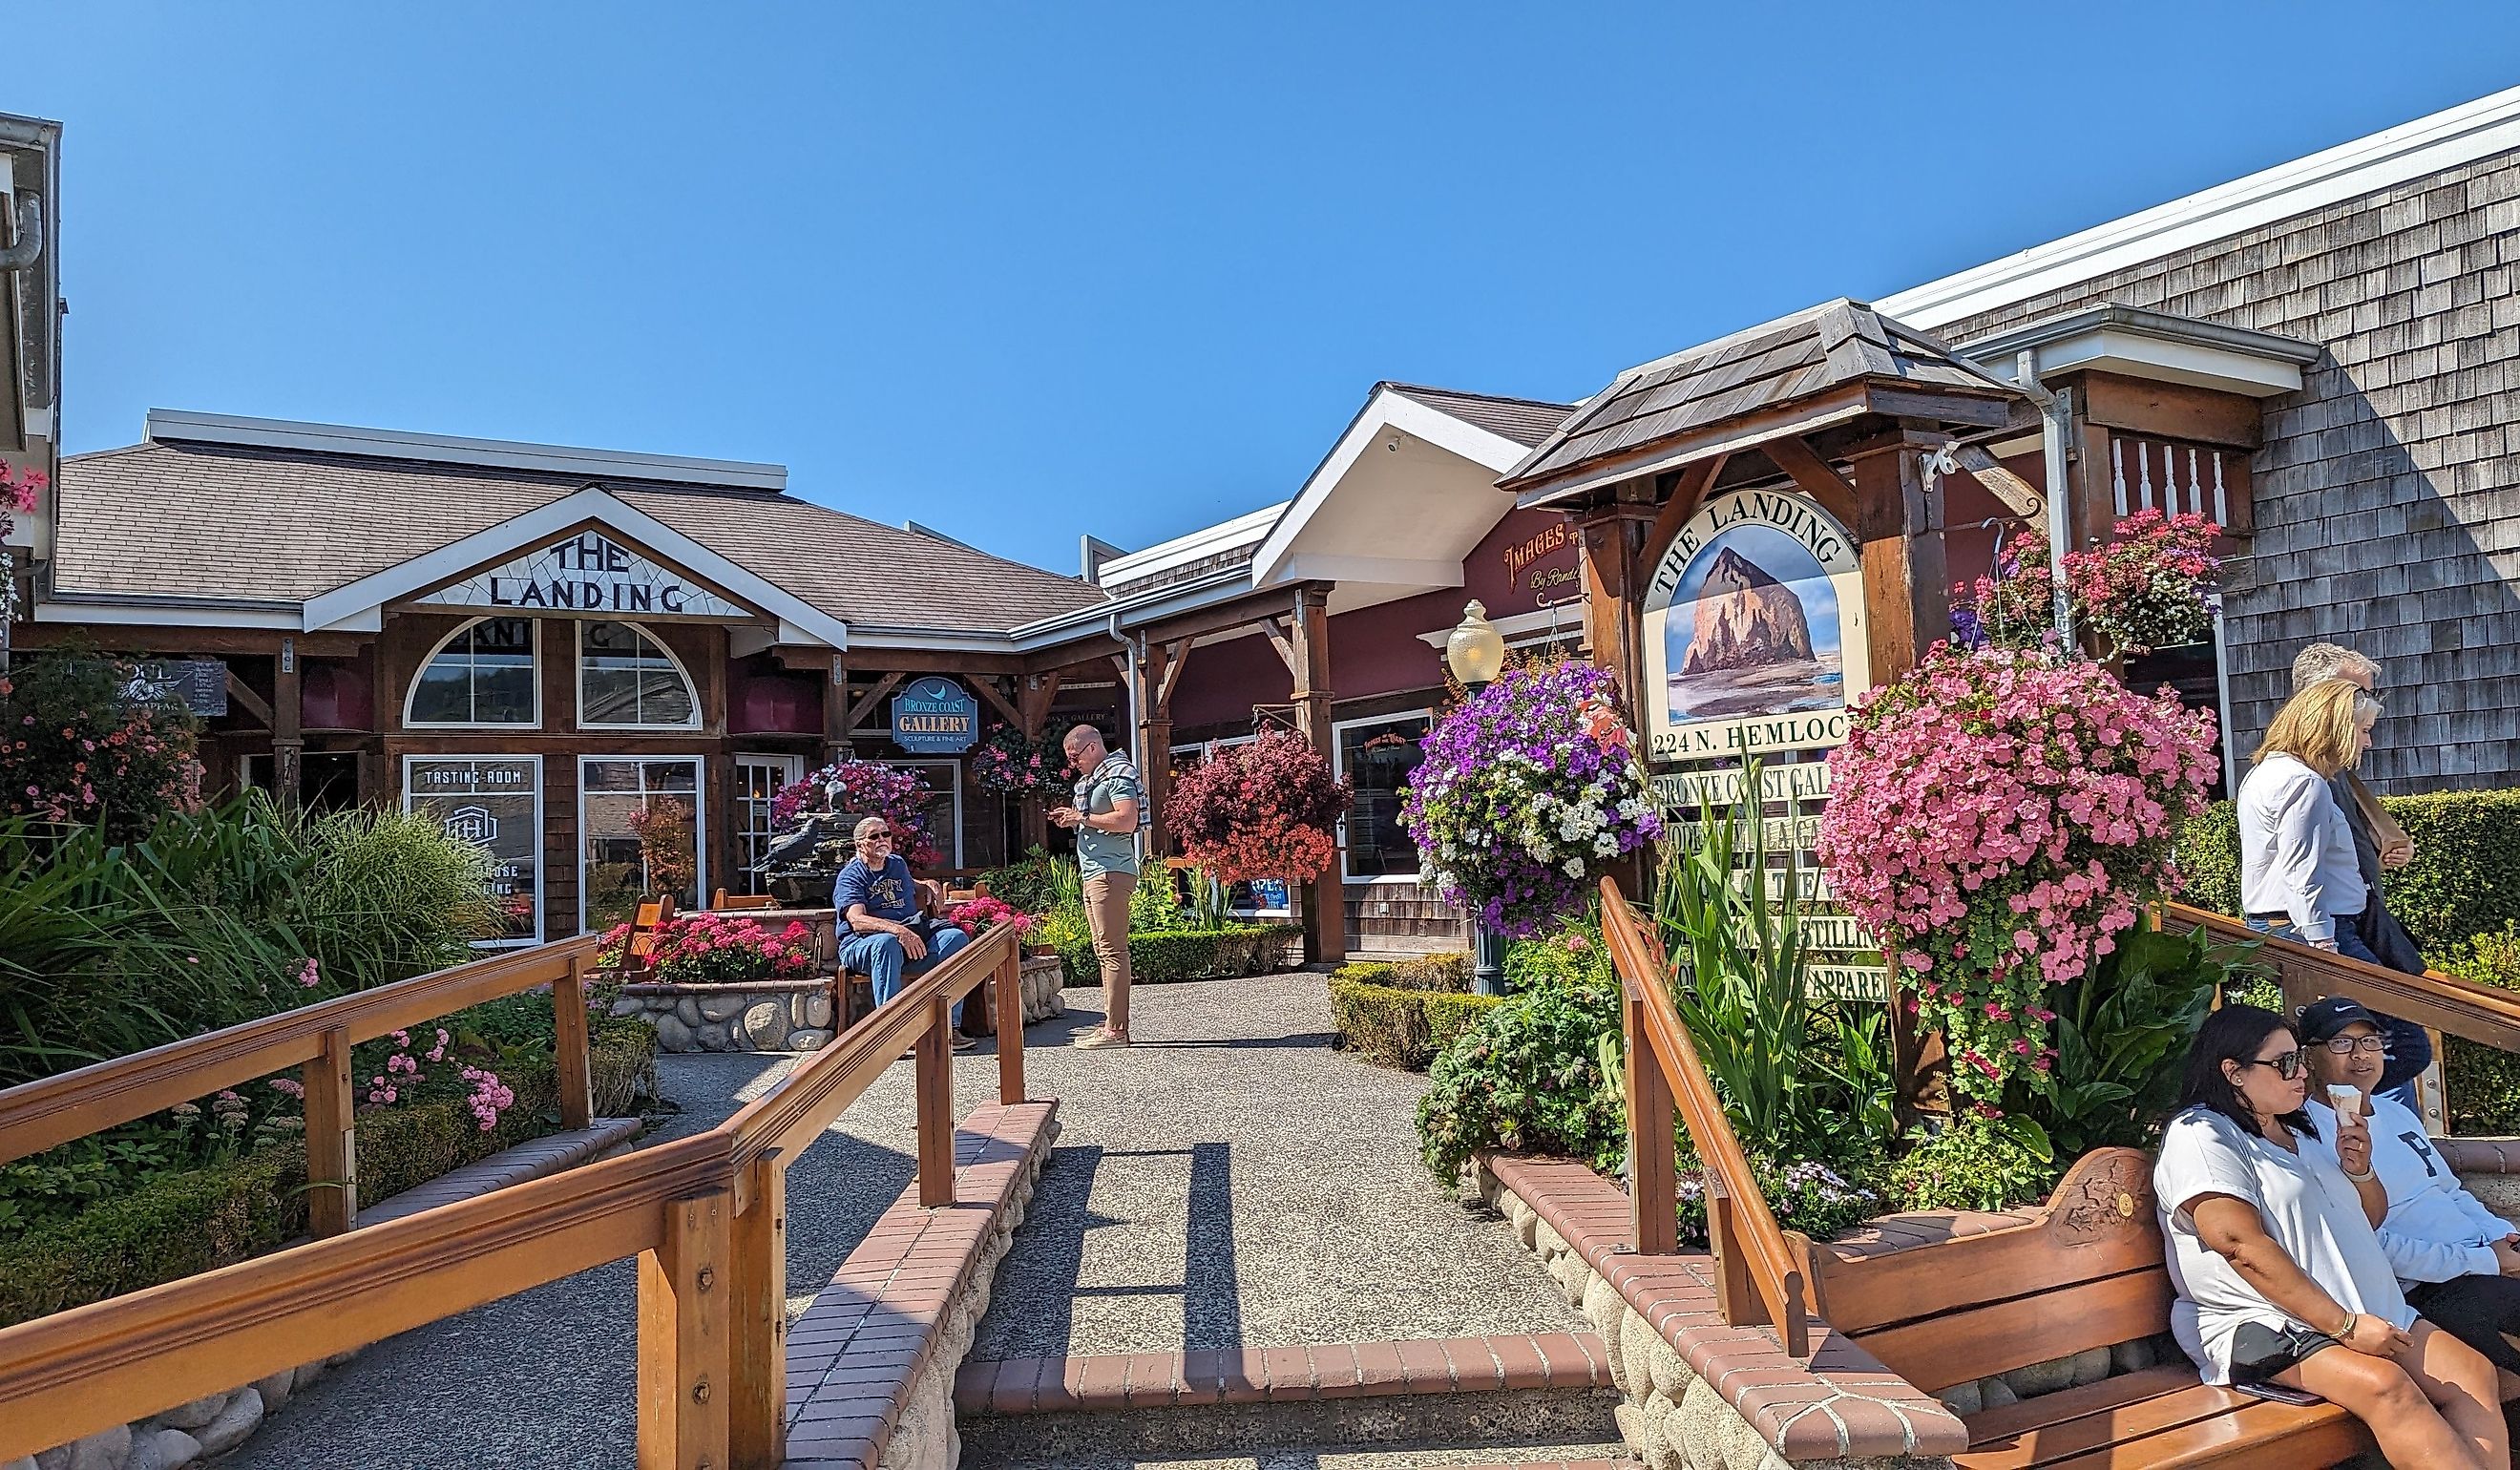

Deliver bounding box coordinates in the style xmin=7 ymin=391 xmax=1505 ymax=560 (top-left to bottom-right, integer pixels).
xmin=0 ymin=1024 xmax=656 ymax=1327
xmin=1328 ymin=972 xmax=1502 ymax=1069
xmin=2176 ymin=788 xmax=2520 ymax=956
xmin=1052 ymin=924 xmax=1301 ymax=986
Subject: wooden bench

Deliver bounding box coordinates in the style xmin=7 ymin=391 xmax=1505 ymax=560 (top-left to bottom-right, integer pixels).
xmin=615 ymin=896 xmax=675 ymax=977
xmin=1809 ymin=1146 xmax=2493 ymax=1469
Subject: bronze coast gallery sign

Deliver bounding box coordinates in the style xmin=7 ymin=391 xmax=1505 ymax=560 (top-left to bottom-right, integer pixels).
xmin=1640 ymin=489 xmax=1868 ymax=763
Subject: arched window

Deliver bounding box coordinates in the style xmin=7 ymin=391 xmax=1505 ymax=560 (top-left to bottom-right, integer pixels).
xmin=578 ymin=621 xmax=699 ymax=728
xmin=407 ymin=618 xmax=538 ymax=726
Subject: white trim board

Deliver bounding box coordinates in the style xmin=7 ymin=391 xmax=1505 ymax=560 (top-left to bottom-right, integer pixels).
xmin=1250 ymin=387 xmax=1535 ymax=589
xmin=1880 ymin=84 xmax=2520 ymax=331
xmin=146 ymin=410 xmax=787 ymax=492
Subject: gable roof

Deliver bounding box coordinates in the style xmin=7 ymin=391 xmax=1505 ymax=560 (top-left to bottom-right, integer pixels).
xmin=49 ymin=435 xmax=1107 ymax=638
xmin=1382 ymin=385 xmax=1573 ymax=450
xmin=1499 ymin=299 xmax=2021 ymax=496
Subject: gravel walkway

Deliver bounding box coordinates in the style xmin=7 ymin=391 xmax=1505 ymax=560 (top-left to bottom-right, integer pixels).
xmin=222 ymin=974 xmax=1576 ymax=1467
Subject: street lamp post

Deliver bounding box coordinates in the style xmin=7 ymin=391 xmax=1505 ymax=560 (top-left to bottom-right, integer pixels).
xmin=1444 ymin=600 xmax=1510 ymax=998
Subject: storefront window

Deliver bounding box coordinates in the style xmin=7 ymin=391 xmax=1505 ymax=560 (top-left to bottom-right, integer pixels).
xmin=579 ymin=621 xmax=699 ymax=728
xmin=1334 ymin=712 xmax=1431 ymax=881
xmin=405 ymin=756 xmax=542 ymax=947
xmin=580 ymin=756 xmax=703 ymax=931
xmin=733 ymin=753 xmax=804 ymax=892
xmin=408 ymin=618 xmax=537 ymax=726
xmin=893 ymin=759 xmax=963 ymax=868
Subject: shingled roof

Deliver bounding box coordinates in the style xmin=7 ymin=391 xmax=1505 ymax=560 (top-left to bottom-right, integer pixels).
xmin=1499 ymin=299 xmax=2023 ymax=496
xmin=52 ymin=438 xmax=1110 ymax=636
xmin=1382 ymin=384 xmax=1574 ymax=450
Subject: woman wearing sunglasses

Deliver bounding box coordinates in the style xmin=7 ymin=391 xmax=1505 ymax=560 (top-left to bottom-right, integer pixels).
xmin=2299 ymin=996 xmax=2520 ymax=1376
xmin=2157 ymin=1004 xmax=2504 ymax=1469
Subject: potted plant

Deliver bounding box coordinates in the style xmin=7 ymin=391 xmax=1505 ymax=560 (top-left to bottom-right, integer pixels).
xmin=1166 ymin=730 xmax=1349 ymax=886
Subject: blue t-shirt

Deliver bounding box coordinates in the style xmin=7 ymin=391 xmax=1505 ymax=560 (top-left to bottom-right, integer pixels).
xmin=833 ymin=854 xmax=919 ymax=923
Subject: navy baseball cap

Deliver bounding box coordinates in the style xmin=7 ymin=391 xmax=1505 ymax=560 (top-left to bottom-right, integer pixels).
xmin=2299 ymin=997 xmax=2384 ymax=1044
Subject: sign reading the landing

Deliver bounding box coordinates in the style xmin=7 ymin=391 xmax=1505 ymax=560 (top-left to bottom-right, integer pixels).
xmin=890 ymin=676 xmax=979 ymax=753
xmin=1640 ymin=489 xmax=1868 ymax=763
xmin=416 ymin=533 xmax=751 ymax=620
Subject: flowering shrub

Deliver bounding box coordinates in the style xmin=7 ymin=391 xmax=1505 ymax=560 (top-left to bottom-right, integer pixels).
xmin=1399 ymin=662 xmax=1661 ymax=937
xmin=1167 ymin=731 xmax=1350 ymax=884
xmin=1955 ymin=510 xmax=2221 ymax=658
xmin=1816 ymin=645 xmax=2219 ymax=1102
xmin=1677 ymin=1156 xmax=1883 ymax=1246
xmin=944 ymin=894 xmax=1038 ymax=940
xmin=971 ymin=724 xmax=1069 ymax=796
xmin=598 ymin=912 xmax=818 ymax=985
xmin=772 ymin=760 xmax=938 ymax=867
xmin=0 ymin=464 xmax=43 ymax=622
xmin=626 ymin=797 xmax=696 ymax=900
xmin=0 ymin=648 xmax=204 ymax=841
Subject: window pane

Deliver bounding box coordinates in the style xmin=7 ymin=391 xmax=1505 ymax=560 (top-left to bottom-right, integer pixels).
xmin=1340 ymin=717 xmax=1429 ymax=879
xmin=636 ymin=668 xmax=696 ymax=725
xmin=410 ymin=618 xmax=535 ymax=724
xmin=581 ymin=621 xmax=696 ymax=727
xmin=409 ymin=662 xmax=472 ymax=724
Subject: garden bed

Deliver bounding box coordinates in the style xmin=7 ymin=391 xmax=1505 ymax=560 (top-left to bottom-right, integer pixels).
xmin=611 ymin=977 xmax=837 ymax=1052
xmin=1048 ymin=924 xmax=1302 ymax=986
xmin=1326 ymin=955 xmax=1499 ymax=1069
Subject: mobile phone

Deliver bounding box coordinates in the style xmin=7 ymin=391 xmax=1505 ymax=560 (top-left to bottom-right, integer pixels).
xmin=2234 ymin=1380 xmax=2323 ymax=1407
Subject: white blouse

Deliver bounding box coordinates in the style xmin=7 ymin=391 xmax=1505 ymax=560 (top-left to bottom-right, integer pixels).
xmin=2236 ymin=754 xmax=2365 ymax=942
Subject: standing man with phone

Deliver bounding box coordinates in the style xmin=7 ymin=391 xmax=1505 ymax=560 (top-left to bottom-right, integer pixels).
xmin=1051 ymin=724 xmax=1141 ymax=1049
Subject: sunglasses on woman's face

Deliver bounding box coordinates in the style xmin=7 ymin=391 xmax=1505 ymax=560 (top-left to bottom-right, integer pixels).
xmin=2245 ymin=1048 xmax=2310 ymax=1080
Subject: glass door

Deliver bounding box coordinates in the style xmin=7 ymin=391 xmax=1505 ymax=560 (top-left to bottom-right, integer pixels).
xmin=579 ymin=756 xmax=704 ymax=932
xmin=732 ymin=753 xmax=805 ymax=894
xmin=404 ymin=756 xmax=543 ymax=947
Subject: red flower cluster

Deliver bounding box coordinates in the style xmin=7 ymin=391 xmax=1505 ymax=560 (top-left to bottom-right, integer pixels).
xmin=971 ymin=724 xmax=1069 ymax=796
xmin=599 ymin=913 xmax=818 ymax=985
xmin=1167 ymin=731 xmax=1350 ymax=883
xmin=0 ymin=651 xmax=204 ymax=841
xmin=944 ymin=894 xmax=1038 ymax=939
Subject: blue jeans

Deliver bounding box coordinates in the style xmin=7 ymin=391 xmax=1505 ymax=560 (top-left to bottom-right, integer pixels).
xmin=838 ymin=925 xmax=968 ymax=1027
xmin=2247 ymin=915 xmax=2426 ymax=1109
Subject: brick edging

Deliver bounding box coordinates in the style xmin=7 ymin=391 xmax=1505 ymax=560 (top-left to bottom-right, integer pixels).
xmin=954 ymin=1331 xmax=1612 ymax=1416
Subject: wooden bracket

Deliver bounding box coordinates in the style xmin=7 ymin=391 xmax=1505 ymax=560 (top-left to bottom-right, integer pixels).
xmin=845 ymin=672 xmax=906 ymax=731
xmin=1950 ymin=443 xmax=2045 ymax=519
xmin=224 ymin=670 xmax=275 ymax=728
xmin=971 ymin=676 xmax=1023 ymax=729
xmin=1154 ymin=639 xmax=1192 ymax=713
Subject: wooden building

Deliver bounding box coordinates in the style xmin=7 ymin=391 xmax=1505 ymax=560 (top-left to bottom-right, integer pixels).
xmin=0 ymin=111 xmax=60 ymax=626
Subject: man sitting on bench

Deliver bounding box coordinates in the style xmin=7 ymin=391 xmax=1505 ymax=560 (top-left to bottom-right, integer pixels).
xmin=833 ymin=816 xmax=973 ymax=1051
xmin=2159 ymin=1004 xmax=2503 ymax=1469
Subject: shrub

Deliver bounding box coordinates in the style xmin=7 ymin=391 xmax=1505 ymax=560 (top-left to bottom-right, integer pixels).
xmin=976 ymin=849 xmax=1062 ymax=915
xmin=1418 ymin=970 xmax=1628 ymax=1183
xmin=2443 ymin=926 xmax=2520 ymax=1135
xmin=1680 ymin=1157 xmax=1884 ymax=1245
xmin=598 ymin=912 xmax=819 ymax=985
xmin=2174 ymin=788 xmax=2520 ymax=958
xmin=1885 ymin=1114 xmax=2062 ymax=1213
xmin=1387 ymin=952 xmax=1473 ymax=992
xmin=1168 ymin=731 xmax=1350 ymax=884
xmin=1052 ymin=925 xmax=1297 ymax=985
xmin=0 ymin=645 xmax=204 ymax=841
xmin=288 ymin=805 xmax=504 ymax=989
xmin=1327 ymin=970 xmax=1502 ymax=1068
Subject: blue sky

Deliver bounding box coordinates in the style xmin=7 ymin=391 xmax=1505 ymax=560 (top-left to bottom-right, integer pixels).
xmin=16 ymin=6 xmax=2520 ymax=574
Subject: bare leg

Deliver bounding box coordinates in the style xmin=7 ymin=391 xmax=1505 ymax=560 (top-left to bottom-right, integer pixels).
xmin=2397 ymin=1319 xmax=2509 ymax=1470
xmin=2280 ymin=1343 xmax=2490 ymax=1470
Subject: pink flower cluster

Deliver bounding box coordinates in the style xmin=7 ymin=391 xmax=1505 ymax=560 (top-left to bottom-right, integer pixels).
xmin=1816 ymin=644 xmax=2220 ymax=1100
xmin=363 ymin=1027 xmax=451 ymax=1105
xmin=944 ymin=895 xmax=1038 ymax=939
xmin=971 ymin=724 xmax=1070 ymax=796
xmin=296 ymin=956 xmax=322 ymax=989
xmin=600 ymin=913 xmax=817 ymax=985
xmin=1956 ymin=510 xmax=2222 ymax=659
xmin=461 ymin=1066 xmax=514 ymax=1131
xmin=771 ymin=760 xmax=939 ymax=866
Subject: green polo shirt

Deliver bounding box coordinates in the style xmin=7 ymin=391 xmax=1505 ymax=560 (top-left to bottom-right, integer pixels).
xmin=1073 ymin=753 xmax=1144 ymax=880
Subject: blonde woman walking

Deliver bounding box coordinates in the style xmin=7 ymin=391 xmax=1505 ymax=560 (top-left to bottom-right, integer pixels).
xmin=2238 ymin=678 xmax=2384 ymax=965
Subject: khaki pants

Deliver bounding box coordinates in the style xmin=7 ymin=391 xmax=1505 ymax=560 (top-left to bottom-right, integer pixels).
xmin=1082 ymin=872 xmax=1135 ymax=1034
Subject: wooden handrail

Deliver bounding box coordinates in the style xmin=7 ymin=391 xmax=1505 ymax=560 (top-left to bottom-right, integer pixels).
xmin=2159 ymin=901 xmax=2520 ymax=1051
xmin=0 ymin=921 xmax=1028 ymax=1467
xmin=1598 ymin=875 xmax=1811 ymax=1358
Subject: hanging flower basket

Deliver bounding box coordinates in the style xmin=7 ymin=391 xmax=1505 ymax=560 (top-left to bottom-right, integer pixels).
xmin=971 ymin=724 xmax=1070 ymax=797
xmin=1166 ymin=730 xmax=1349 ymax=883
xmin=1398 ymin=661 xmax=1661 ymax=938
xmin=1954 ymin=510 xmax=2222 ymax=659
xmin=1816 ymin=644 xmax=2220 ymax=1102
xmin=771 ymin=759 xmax=939 ymax=867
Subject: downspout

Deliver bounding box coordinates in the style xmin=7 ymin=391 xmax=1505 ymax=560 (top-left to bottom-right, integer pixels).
xmin=2012 ymin=349 xmax=2075 ymax=644
xmin=0 ymin=193 xmax=39 ymax=271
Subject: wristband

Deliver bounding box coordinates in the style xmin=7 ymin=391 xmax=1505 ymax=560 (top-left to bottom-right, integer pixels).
xmin=2344 ymin=1165 xmax=2377 ymax=1183
xmin=2335 ymin=1310 xmax=2359 ymax=1339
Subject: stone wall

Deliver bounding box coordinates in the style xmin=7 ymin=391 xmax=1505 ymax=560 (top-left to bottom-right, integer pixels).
xmin=613 ymin=956 xmax=1068 ymax=1054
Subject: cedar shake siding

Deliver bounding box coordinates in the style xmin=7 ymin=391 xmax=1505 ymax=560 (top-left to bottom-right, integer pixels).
xmin=1937 ymin=148 xmax=2520 ymax=791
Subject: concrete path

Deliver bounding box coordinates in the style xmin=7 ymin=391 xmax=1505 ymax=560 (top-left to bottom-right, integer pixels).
xmin=222 ymin=973 xmax=1575 ymax=1468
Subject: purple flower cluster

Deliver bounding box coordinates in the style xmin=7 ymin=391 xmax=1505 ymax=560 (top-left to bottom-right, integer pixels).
xmin=1398 ymin=661 xmax=1661 ymax=937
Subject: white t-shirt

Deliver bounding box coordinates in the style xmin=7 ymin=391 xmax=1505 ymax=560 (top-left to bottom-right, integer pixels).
xmin=2154 ymin=1105 xmax=2414 ymax=1384
xmin=2304 ymin=1095 xmax=2518 ymax=1286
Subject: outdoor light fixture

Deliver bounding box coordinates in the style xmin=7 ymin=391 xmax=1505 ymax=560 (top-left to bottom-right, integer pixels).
xmin=1444 ymin=599 xmax=1506 ymax=687
xmin=1443 ymin=599 xmax=1511 ymax=997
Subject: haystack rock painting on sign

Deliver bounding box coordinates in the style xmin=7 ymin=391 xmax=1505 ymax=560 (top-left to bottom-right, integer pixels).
xmin=1641 ymin=489 xmax=1868 ymax=763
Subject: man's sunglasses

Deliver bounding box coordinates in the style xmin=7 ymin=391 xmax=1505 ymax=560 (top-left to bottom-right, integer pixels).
xmin=2244 ymin=1049 xmax=2310 ymax=1080
xmin=2320 ymin=1036 xmax=2390 ymax=1057
xmin=860 ymin=830 xmax=892 ymax=841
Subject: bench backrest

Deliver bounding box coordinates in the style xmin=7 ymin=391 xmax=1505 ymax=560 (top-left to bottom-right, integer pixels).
xmin=620 ymin=896 xmax=676 ymax=975
xmin=712 ymin=891 xmax=775 ymax=911
xmin=1813 ymin=1147 xmax=2172 ymax=1394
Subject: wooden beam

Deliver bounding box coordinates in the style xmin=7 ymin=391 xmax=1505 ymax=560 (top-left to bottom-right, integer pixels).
xmin=846 ymin=673 xmax=906 ymax=732
xmin=1153 ymin=639 xmax=1191 ymax=714
xmin=223 ymin=670 xmax=275 ymax=729
xmin=1850 ymin=443 xmax=1948 ymax=685
xmin=830 ymin=647 xmax=1028 ymax=677
xmin=272 ymin=647 xmax=304 ymax=809
xmin=637 ymin=1190 xmax=733 ymax=1469
xmin=1129 ymin=582 xmax=1341 ymax=650
xmin=1257 ymin=618 xmax=1296 ymax=675
xmin=4 ymin=625 xmax=363 ymax=659
xmin=1018 ymin=671 xmax=1065 ymax=736
xmin=1761 ymin=435 xmax=1861 ymax=530
xmin=1950 ymin=443 xmax=2045 ymax=519
xmin=726 ymin=1154 xmax=788 ymax=1468
xmin=2075 ymin=370 xmax=2263 ymax=449
xmin=1289 ymin=586 xmax=1336 ymax=965
xmin=970 ymin=676 xmax=1023 ymax=729
xmin=822 ymin=656 xmax=852 ymax=762
xmin=1639 ymin=454 xmax=1728 ymax=575
xmin=1020 ymin=638 xmax=1127 ymax=678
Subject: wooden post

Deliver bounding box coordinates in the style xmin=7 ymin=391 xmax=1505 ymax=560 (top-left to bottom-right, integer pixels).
xmin=273 ymin=640 xmax=304 ymax=810
xmin=639 ymin=1188 xmax=734 ymax=1470
xmin=303 ymin=1024 xmax=357 ymax=1238
xmin=1624 ymin=991 xmax=1678 ymax=1256
xmin=1289 ymin=584 xmax=1336 ymax=965
xmin=996 ymin=944 xmax=1027 ymax=1106
xmin=822 ymin=655 xmax=851 ymax=766
xmin=916 ymin=994 xmax=955 ymax=1208
xmin=1705 ymin=1177 xmax=1766 ymax=1329
xmin=1131 ymin=640 xmax=1175 ymax=863
xmin=727 ymin=1153 xmax=787 ymax=1470
xmin=556 ymin=955 xmax=596 ymax=1131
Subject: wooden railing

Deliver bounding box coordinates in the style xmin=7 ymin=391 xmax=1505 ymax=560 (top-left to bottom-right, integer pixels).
xmin=0 ymin=921 xmax=1026 ymax=1467
xmin=1598 ymin=875 xmax=1812 ymax=1357
xmin=2159 ymin=901 xmax=2520 ymax=1052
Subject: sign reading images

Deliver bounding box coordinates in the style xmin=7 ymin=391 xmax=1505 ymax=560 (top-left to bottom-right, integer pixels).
xmin=416 ymin=533 xmax=752 ymax=620
xmin=890 ymin=676 xmax=979 ymax=753
xmin=1640 ymin=489 xmax=1869 ymax=763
